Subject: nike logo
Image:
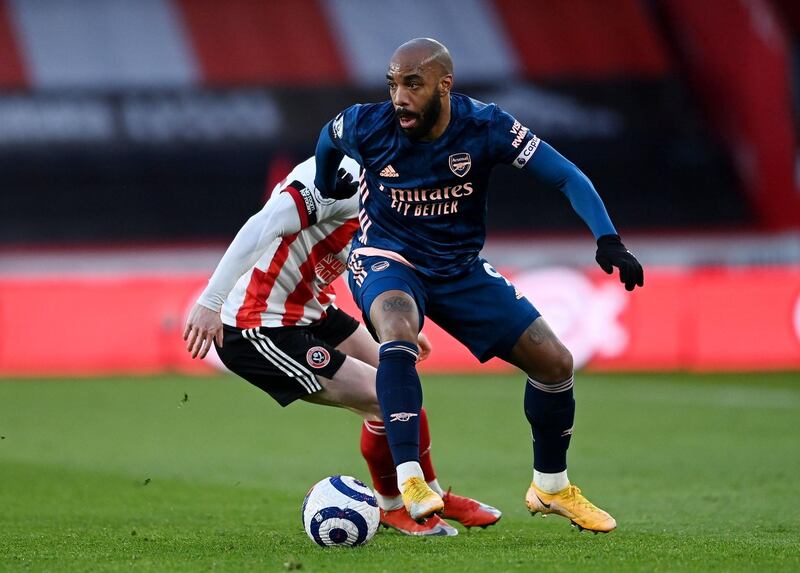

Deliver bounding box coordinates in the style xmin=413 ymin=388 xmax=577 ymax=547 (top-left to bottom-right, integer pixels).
xmin=534 ymin=494 xmax=551 ymax=509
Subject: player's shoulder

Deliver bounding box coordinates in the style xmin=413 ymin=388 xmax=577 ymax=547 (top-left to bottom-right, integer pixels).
xmin=452 ymin=92 xmax=501 ymax=126
xmin=344 ymin=100 xmax=395 ymax=133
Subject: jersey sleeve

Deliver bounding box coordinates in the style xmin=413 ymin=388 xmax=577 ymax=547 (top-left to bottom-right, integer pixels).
xmin=284 ymin=156 xmax=360 ymax=227
xmin=281 ymin=180 xmax=322 ymax=229
xmin=196 ymin=192 xmax=302 ymax=312
xmin=488 ymin=105 xmax=541 ymax=168
xmin=327 ymin=104 xmax=364 ymax=165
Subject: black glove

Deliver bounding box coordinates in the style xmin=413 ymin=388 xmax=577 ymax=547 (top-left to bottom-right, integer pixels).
xmin=324 ymin=167 xmax=358 ymax=200
xmin=595 ymin=234 xmax=644 ymax=291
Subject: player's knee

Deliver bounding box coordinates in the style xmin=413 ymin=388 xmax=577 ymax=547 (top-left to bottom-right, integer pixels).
xmin=545 ymin=347 xmax=574 ymax=383
xmin=370 ymin=291 xmax=419 ymax=343
xmin=375 ymin=320 xmax=417 ymax=343
xmin=371 ymin=307 xmax=419 ymax=342
xmin=551 ymin=348 xmax=574 ymax=382
xmin=530 ymin=348 xmax=573 ymax=384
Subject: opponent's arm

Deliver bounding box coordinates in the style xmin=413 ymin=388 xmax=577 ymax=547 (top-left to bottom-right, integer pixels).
xmin=523 ymin=142 xmax=644 ymax=291
xmin=184 ymin=193 xmax=302 ymax=358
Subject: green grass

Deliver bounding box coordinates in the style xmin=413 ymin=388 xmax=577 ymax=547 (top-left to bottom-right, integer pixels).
xmin=0 ymin=372 xmax=799 ymax=572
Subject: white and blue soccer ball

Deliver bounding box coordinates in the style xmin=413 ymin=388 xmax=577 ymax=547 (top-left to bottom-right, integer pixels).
xmin=301 ymin=475 xmax=380 ymax=547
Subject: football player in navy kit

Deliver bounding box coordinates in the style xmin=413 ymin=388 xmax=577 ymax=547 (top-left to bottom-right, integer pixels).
xmin=314 ymin=38 xmax=643 ymax=532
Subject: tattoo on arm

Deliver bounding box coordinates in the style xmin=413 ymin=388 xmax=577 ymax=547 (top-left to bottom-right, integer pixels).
xmin=382 ymin=296 xmax=413 ymax=313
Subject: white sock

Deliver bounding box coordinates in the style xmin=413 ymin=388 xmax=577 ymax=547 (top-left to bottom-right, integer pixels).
xmin=534 ymin=470 xmax=569 ymax=494
xmin=427 ymin=478 xmax=444 ymax=496
xmin=396 ymin=461 xmax=424 ymax=491
xmin=375 ymin=492 xmax=403 ymax=511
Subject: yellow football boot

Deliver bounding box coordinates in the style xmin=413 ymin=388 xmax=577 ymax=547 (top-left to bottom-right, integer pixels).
xmin=525 ymin=482 xmax=616 ymax=533
xmin=401 ymin=477 xmax=444 ymax=522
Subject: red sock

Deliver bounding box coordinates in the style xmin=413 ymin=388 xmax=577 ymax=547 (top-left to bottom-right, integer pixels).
xmin=419 ymin=407 xmax=437 ymax=482
xmin=360 ymin=407 xmax=437 ymax=496
xmin=360 ymin=419 xmax=398 ymax=496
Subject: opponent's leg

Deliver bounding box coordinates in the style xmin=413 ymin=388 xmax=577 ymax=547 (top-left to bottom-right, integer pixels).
xmin=301 ymin=355 xmax=381 ymax=420
xmin=507 ymin=317 xmax=616 ymax=533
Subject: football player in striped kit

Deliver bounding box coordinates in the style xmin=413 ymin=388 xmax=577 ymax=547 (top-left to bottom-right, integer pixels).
xmin=183 ymin=155 xmax=501 ymax=536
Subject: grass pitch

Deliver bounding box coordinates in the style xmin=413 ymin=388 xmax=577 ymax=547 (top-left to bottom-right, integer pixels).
xmin=0 ymin=372 xmax=798 ymax=572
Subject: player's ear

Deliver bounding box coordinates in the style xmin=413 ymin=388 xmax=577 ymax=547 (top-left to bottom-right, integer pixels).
xmin=439 ymin=74 xmax=453 ymax=96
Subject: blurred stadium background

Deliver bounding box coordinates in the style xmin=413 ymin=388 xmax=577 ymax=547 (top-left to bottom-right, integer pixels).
xmin=0 ymin=0 xmax=799 ymax=375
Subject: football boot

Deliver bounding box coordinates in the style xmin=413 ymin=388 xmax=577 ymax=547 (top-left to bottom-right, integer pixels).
xmin=380 ymin=507 xmax=458 ymax=536
xmin=525 ymin=482 xmax=616 ymax=533
xmin=400 ymin=476 xmax=444 ymax=522
xmin=441 ymin=489 xmax=502 ymax=529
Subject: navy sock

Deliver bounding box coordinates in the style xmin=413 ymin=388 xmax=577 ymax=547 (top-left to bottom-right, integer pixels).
xmin=524 ymin=376 xmax=575 ymax=473
xmin=377 ymin=341 xmax=422 ymax=466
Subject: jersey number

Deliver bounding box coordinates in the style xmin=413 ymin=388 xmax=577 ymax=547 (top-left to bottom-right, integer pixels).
xmin=483 ymin=262 xmax=511 ymax=286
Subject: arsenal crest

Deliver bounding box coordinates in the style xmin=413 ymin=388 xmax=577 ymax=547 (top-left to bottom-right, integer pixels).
xmin=448 ymin=153 xmax=471 ymax=177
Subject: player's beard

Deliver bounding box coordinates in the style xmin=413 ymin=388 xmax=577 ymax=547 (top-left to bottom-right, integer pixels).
xmin=396 ymin=94 xmax=442 ymax=141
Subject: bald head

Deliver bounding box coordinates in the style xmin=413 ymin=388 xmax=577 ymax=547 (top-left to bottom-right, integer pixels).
xmin=386 ymin=38 xmax=454 ymax=141
xmin=391 ymin=38 xmax=453 ymax=77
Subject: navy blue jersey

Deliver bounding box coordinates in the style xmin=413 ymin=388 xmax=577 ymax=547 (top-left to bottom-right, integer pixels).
xmin=328 ymin=93 xmax=540 ymax=279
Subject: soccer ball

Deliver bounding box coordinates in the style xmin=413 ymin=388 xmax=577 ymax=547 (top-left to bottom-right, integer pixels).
xmin=301 ymin=475 xmax=380 ymax=547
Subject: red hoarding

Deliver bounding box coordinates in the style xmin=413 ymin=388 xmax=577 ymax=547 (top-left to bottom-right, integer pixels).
xmin=1 ymin=266 xmax=798 ymax=376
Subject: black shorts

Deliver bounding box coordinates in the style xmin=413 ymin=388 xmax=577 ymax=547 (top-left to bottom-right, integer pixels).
xmin=215 ymin=307 xmax=360 ymax=407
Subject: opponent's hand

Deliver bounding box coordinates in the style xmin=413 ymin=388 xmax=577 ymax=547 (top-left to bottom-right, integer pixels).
xmin=417 ymin=332 xmax=432 ymax=363
xmin=183 ymin=303 xmax=224 ymax=359
xmin=324 ymin=168 xmax=358 ymax=200
xmin=595 ymin=234 xmax=644 ymax=291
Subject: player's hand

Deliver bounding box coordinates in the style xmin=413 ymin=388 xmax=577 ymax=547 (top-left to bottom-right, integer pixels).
xmin=183 ymin=303 xmax=224 ymax=359
xmin=595 ymin=234 xmax=644 ymax=291
xmin=417 ymin=332 xmax=432 ymax=363
xmin=326 ymin=168 xmax=358 ymax=200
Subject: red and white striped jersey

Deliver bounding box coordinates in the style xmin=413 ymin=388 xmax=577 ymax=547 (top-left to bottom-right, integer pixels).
xmin=197 ymin=156 xmax=359 ymax=328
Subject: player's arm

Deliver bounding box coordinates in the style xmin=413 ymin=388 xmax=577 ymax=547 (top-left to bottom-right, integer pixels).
xmin=522 ymin=141 xmax=616 ymax=238
xmin=183 ymin=192 xmax=303 ymax=358
xmin=314 ymin=107 xmax=363 ymax=199
xmin=314 ymin=124 xmax=347 ymax=198
xmin=519 ymin=140 xmax=644 ymax=291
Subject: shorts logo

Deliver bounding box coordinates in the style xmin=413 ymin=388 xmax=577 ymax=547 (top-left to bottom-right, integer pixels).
xmin=371 ymin=261 xmax=390 ymax=272
xmin=389 ymin=412 xmax=418 ymax=422
xmin=306 ymin=346 xmax=331 ymax=369
xmin=449 ymin=153 xmax=471 ymax=177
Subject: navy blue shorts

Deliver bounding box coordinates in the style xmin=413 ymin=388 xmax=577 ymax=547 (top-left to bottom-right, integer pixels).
xmin=348 ymin=255 xmax=540 ymax=362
